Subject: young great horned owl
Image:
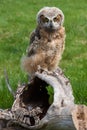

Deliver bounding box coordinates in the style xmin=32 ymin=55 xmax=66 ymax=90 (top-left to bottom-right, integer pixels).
xmin=21 ymin=7 xmax=66 ymax=75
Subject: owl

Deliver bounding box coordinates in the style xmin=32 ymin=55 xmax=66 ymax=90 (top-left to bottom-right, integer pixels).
xmin=21 ymin=7 xmax=66 ymax=76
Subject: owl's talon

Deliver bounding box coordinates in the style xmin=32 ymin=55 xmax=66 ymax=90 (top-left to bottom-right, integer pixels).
xmin=42 ymin=70 xmax=47 ymax=75
xmin=37 ymin=65 xmax=42 ymax=72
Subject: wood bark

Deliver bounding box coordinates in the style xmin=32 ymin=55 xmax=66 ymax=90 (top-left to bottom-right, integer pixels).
xmin=0 ymin=67 xmax=87 ymax=130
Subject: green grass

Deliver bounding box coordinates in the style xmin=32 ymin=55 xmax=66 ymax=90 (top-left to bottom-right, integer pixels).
xmin=0 ymin=0 xmax=87 ymax=108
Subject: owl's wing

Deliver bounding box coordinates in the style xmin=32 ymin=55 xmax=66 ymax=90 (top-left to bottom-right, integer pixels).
xmin=26 ymin=43 xmax=35 ymax=56
xmin=27 ymin=28 xmax=41 ymax=56
xmin=30 ymin=30 xmax=36 ymax=44
xmin=30 ymin=28 xmax=41 ymax=44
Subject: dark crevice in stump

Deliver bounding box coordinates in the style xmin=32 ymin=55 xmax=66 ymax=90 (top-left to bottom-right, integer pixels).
xmin=20 ymin=77 xmax=51 ymax=120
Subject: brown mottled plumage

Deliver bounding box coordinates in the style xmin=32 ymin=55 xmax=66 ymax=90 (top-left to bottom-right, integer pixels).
xmin=21 ymin=7 xmax=66 ymax=75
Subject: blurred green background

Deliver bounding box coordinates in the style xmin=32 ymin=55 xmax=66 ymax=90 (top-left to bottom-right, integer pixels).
xmin=0 ymin=0 xmax=87 ymax=108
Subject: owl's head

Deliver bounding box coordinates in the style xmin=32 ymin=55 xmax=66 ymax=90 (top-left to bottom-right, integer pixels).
xmin=37 ymin=7 xmax=64 ymax=32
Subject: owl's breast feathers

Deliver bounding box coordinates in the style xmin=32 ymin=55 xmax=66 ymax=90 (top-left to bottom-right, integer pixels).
xmin=27 ymin=26 xmax=65 ymax=56
xmin=40 ymin=26 xmax=65 ymax=40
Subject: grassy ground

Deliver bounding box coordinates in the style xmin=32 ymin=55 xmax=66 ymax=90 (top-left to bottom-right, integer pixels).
xmin=0 ymin=0 xmax=87 ymax=108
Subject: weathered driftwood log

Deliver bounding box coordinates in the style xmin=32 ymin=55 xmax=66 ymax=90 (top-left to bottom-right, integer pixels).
xmin=0 ymin=67 xmax=87 ymax=130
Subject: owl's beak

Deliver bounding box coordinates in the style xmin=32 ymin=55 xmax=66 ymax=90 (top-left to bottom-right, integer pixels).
xmin=49 ymin=21 xmax=53 ymax=29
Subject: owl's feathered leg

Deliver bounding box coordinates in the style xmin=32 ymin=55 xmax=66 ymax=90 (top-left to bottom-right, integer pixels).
xmin=21 ymin=53 xmax=46 ymax=76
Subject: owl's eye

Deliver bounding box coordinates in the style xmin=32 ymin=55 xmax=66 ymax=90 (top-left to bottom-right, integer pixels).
xmin=40 ymin=15 xmax=49 ymax=23
xmin=44 ymin=17 xmax=49 ymax=23
xmin=53 ymin=14 xmax=61 ymax=22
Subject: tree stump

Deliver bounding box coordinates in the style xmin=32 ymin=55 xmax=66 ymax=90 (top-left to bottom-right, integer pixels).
xmin=0 ymin=67 xmax=87 ymax=130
